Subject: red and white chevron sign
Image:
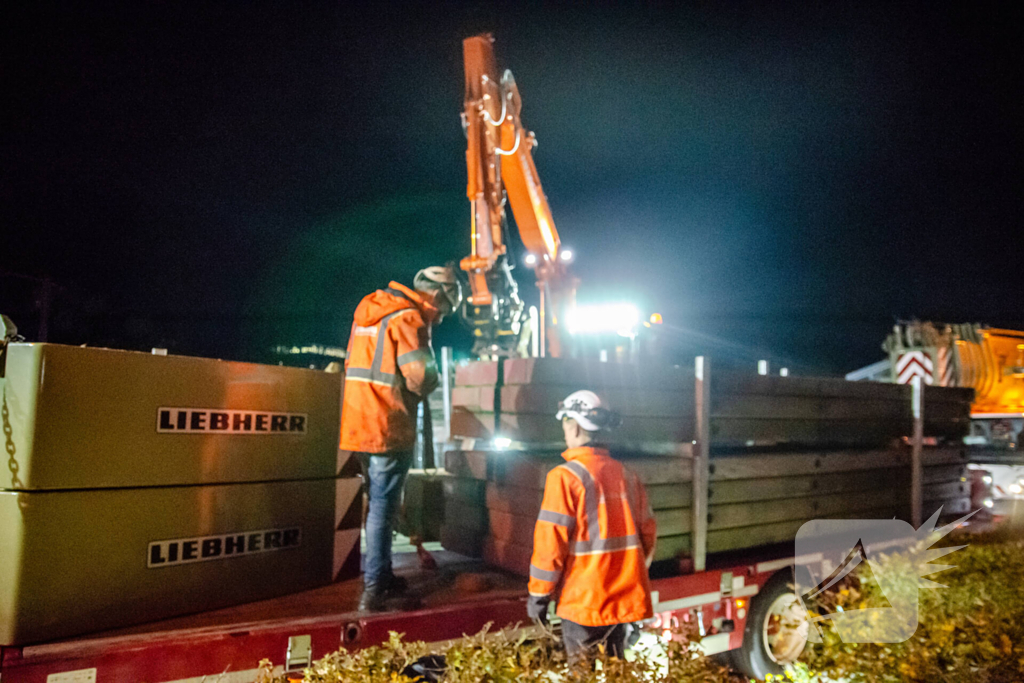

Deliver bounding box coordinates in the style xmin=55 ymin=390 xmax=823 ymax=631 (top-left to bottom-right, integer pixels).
xmin=896 ymin=351 xmax=934 ymax=385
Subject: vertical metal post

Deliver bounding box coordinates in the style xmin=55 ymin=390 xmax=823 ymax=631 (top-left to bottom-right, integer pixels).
xmin=693 ymin=356 xmax=711 ymax=572
xmin=441 ymin=346 xmax=453 ymax=442
xmin=539 ymin=286 xmax=547 ymax=358
xmin=911 ymin=376 xmax=924 ymax=527
xmin=529 ymin=306 xmax=539 ymax=358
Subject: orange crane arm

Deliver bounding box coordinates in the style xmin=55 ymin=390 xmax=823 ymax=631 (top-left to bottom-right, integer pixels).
xmin=460 ymin=34 xmax=573 ymax=357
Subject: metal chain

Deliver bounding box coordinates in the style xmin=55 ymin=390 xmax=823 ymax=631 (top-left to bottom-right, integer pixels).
xmin=3 ymin=387 xmax=23 ymax=489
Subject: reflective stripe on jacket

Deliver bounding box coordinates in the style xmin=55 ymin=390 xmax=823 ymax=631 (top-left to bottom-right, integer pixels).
xmin=339 ymin=281 xmax=439 ymax=453
xmin=528 ymin=446 xmax=657 ymax=627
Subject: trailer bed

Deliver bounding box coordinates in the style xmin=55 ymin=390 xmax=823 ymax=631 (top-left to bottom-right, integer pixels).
xmin=0 ymin=545 xmax=535 ymax=682
xmin=0 ymin=538 xmax=798 ymax=683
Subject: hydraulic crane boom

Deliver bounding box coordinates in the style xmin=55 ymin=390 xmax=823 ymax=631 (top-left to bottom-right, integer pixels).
xmin=460 ymin=34 xmax=576 ymax=358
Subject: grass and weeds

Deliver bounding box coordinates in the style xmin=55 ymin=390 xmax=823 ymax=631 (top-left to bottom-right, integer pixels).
xmin=257 ymin=527 xmax=1024 ymax=682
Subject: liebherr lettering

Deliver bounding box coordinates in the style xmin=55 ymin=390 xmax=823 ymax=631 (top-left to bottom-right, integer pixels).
xmin=156 ymin=408 xmax=307 ymax=434
xmin=148 ymin=527 xmax=302 ymax=568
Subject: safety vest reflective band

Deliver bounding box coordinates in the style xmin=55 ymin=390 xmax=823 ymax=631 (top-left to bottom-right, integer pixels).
xmin=344 ymin=309 xmax=409 ymax=387
xmin=537 ymin=509 xmax=574 ymax=527
xmin=559 ymin=460 xmax=639 ymax=557
xmin=397 ymin=348 xmax=432 ymax=366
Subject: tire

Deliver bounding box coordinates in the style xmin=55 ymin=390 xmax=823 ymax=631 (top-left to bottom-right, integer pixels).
xmin=730 ymin=570 xmax=810 ymax=681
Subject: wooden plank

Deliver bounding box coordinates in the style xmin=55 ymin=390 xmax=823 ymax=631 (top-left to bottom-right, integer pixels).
xmin=503 ymin=357 xmax=694 ymax=390
xmin=440 ymin=523 xmax=485 ymax=558
xmin=442 ymin=476 xmax=487 ymax=506
xmin=482 ymin=537 xmax=533 ymax=576
xmin=708 ymin=520 xmax=805 ymax=553
xmin=656 ymin=507 xmax=692 ymax=537
xmin=923 ymin=385 xmax=976 ymax=404
xmin=485 ymin=483 xmax=544 ymax=514
xmin=709 ymin=447 xmax=965 ymax=481
xmin=501 ymin=384 xmax=694 ymax=418
xmin=711 ymin=450 xmax=900 ymax=480
xmin=487 ymin=510 xmax=537 ymax=548
xmin=710 ymin=417 xmax=967 ymax=446
xmin=626 ymin=458 xmax=694 ymax=485
xmin=454 ymin=361 xmax=498 ymax=387
xmin=706 ymin=504 xmax=906 ymax=553
xmin=498 ymin=413 xmax=695 ymax=444
xmin=713 ymin=372 xmax=908 ymax=400
xmin=648 ymin=483 xmax=693 ymax=510
xmin=654 ymin=534 xmax=691 ymax=561
xmin=444 ymin=450 xmax=490 ymax=480
xmin=921 ymin=448 xmax=969 ymax=466
xmin=708 ymin=489 xmax=901 ymax=531
xmin=450 ymin=408 xmax=497 ymax=439
xmin=708 ymin=469 xmax=904 ymax=505
xmin=922 ymin=497 xmax=971 ymax=516
xmin=451 ymin=386 xmax=497 ymax=413
xmin=444 ymin=499 xmax=489 ymax=534
xmin=445 ymin=452 xmax=557 ymax=489
xmin=713 ymin=373 xmax=973 ymax=406
xmin=401 ymin=473 xmax=446 ymax=542
xmin=922 ymin=464 xmax=967 ymax=486
xmin=923 ymin=480 xmax=970 ymax=501
xmin=712 ymin=394 xmax=968 ymax=421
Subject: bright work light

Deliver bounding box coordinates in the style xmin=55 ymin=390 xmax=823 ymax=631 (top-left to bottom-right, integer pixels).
xmin=560 ymin=249 xmax=573 ymax=262
xmin=566 ymin=303 xmax=640 ymax=337
xmin=524 ymin=253 xmax=538 ymax=266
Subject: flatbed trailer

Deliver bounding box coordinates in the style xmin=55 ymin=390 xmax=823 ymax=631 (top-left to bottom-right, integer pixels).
xmin=0 ymin=344 xmax=975 ymax=682
xmin=0 ymin=543 xmax=806 ymax=683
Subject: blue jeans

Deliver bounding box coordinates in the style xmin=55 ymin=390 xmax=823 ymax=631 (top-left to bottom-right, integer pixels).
xmin=359 ymin=451 xmax=412 ymax=587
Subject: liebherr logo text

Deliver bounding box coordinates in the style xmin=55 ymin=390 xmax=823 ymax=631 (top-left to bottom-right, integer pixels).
xmin=148 ymin=527 xmax=301 ymax=568
xmin=157 ymin=408 xmax=307 ymax=434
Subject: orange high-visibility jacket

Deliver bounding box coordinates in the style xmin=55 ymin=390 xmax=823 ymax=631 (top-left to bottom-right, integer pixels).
xmin=528 ymin=446 xmax=657 ymax=626
xmin=340 ymin=282 xmax=439 ymax=454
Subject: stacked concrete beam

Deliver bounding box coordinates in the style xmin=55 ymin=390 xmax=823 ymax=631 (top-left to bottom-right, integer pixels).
xmin=440 ymin=357 xmax=974 ymax=576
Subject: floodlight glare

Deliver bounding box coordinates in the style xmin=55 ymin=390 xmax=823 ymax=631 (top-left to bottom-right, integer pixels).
xmin=567 ymin=303 xmax=640 ymax=337
xmin=524 ymin=253 xmax=538 ymax=266
xmin=493 ymin=436 xmax=512 ymax=449
xmin=560 ymin=249 xmax=573 ymax=262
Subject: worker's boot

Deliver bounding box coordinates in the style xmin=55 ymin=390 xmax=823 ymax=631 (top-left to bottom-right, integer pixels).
xmin=358 ymin=573 xmax=408 ymax=612
xmin=358 ymin=584 xmax=387 ymax=612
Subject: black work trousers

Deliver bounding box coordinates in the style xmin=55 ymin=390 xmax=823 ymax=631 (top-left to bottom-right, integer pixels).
xmin=560 ymin=619 xmax=628 ymax=663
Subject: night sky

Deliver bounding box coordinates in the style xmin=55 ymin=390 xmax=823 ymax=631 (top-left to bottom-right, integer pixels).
xmin=3 ymin=2 xmax=1021 ymax=374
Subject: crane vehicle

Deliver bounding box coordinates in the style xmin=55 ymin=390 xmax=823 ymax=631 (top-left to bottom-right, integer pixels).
xmin=882 ymin=322 xmax=1024 ymax=448
xmin=459 ymin=34 xmax=576 ymax=360
xmin=853 ymin=322 xmax=1024 ymax=517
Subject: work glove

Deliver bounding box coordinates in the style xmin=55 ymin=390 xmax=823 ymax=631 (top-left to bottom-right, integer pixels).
xmin=527 ymin=594 xmax=552 ymax=626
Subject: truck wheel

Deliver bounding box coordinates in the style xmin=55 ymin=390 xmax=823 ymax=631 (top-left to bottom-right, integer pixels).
xmin=730 ymin=570 xmax=810 ymax=680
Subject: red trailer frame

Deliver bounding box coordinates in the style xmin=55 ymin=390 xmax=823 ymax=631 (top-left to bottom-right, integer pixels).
xmin=0 ymin=550 xmax=797 ymax=683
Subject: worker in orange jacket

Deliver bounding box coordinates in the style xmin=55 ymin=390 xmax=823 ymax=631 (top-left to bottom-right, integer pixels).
xmin=527 ymin=390 xmax=657 ymax=662
xmin=341 ymin=266 xmax=461 ymax=611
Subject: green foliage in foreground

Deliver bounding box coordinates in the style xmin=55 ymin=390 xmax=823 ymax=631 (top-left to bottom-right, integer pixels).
xmin=256 ymin=625 xmax=734 ymax=683
xmin=256 ymin=529 xmax=1024 ymax=682
xmin=799 ymin=527 xmax=1024 ymax=683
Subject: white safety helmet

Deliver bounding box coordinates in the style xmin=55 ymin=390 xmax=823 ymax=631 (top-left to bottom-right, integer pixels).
xmin=555 ymin=390 xmax=621 ymax=432
xmin=414 ymin=266 xmax=463 ymax=310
